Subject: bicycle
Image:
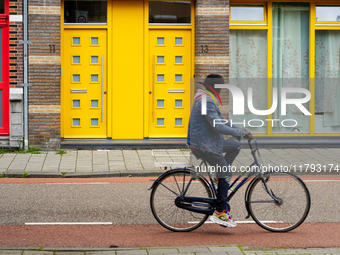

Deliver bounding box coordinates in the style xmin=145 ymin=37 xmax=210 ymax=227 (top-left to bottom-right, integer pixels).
xmin=149 ymin=139 xmax=311 ymax=232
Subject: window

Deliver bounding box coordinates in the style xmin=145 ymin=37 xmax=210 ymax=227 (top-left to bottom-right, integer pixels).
xmin=272 ymin=2 xmax=310 ymax=133
xmin=149 ymin=1 xmax=191 ymax=24
xmin=0 ymin=0 xmax=4 ymax=14
xmin=229 ymin=29 xmax=267 ymax=134
xmin=229 ymin=1 xmax=340 ymax=135
xmin=64 ymin=0 xmax=107 ymax=24
xmin=230 ymin=5 xmax=265 ymax=21
xmin=315 ymin=30 xmax=340 ymax=133
xmin=316 ymin=6 xmax=340 ymax=22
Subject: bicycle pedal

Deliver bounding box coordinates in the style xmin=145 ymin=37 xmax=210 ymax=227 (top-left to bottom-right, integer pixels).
xmin=220 ymin=224 xmax=227 ymax=228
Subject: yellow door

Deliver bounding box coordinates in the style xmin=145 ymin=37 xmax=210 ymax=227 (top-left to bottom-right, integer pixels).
xmin=62 ymin=29 xmax=107 ymax=138
xmin=149 ymin=30 xmax=191 ymax=138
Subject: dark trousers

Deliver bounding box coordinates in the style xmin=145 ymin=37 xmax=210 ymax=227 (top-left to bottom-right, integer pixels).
xmin=192 ymin=139 xmax=241 ymax=212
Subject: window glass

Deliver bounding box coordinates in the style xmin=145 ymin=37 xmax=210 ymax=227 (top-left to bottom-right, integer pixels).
xmin=73 ymin=100 xmax=80 ymax=107
xmin=157 ymin=118 xmax=164 ymax=126
xmin=175 ymin=118 xmax=182 ymax=126
xmin=64 ymin=0 xmax=107 ymax=24
xmin=316 ymin=6 xmax=340 ymax=22
xmin=0 ymin=0 xmax=4 ymax=14
xmin=149 ymin=1 xmax=191 ymax=24
xmin=175 ymin=99 xmax=182 ymax=107
xmin=272 ymin=2 xmax=310 ymax=133
xmin=230 ymin=5 xmax=264 ymax=21
xmin=73 ymin=118 xmax=80 ymax=126
xmin=315 ymin=30 xmax=340 ymax=133
xmin=91 ymin=100 xmax=98 ymax=107
xmin=229 ymin=29 xmax=267 ymax=133
xmin=91 ymin=119 xmax=98 ymax=126
xmin=157 ymin=100 xmax=164 ymax=107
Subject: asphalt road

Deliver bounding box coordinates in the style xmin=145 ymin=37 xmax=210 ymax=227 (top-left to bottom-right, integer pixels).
xmin=0 ymin=178 xmax=339 ymax=225
xmin=0 ymin=177 xmax=339 ymax=249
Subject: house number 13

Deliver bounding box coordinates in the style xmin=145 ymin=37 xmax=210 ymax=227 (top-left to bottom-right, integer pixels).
xmin=201 ymin=45 xmax=209 ymax=53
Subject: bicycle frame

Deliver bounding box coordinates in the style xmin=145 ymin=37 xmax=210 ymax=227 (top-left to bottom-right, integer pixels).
xmin=150 ymin=139 xmax=281 ymax=216
xmin=198 ymin=139 xmax=280 ymax=203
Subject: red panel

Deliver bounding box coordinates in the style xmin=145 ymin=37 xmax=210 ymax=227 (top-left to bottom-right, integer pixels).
xmin=0 ymin=0 xmax=9 ymax=134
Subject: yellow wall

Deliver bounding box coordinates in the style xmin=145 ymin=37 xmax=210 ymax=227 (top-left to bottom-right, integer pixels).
xmin=111 ymin=1 xmax=144 ymax=139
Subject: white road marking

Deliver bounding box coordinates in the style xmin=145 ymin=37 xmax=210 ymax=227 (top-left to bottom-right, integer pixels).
xmin=189 ymin=220 xmax=283 ymax=224
xmin=44 ymin=183 xmax=110 ymax=185
xmin=303 ymin=180 xmax=340 ymax=182
xmin=25 ymin=222 xmax=113 ymax=225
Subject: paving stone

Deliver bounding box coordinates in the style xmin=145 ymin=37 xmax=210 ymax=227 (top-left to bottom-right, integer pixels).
xmin=108 ymin=151 xmax=123 ymax=157
xmin=178 ymin=247 xmax=210 ymax=253
xmin=86 ymin=252 xmax=116 ymax=255
xmin=76 ymin=167 xmax=93 ymax=172
xmin=109 ymin=158 xmax=124 ymax=162
xmin=25 ymin=166 xmax=43 ymax=172
xmin=125 ymin=164 xmax=144 ymax=171
xmin=60 ymin=162 xmax=77 ymax=166
xmin=93 ymin=165 xmax=109 ymax=172
xmin=26 ymin=162 xmax=45 ymax=168
xmin=122 ymin=150 xmax=138 ymax=155
xmin=137 ymin=150 xmax=152 ymax=155
xmin=44 ymin=154 xmax=62 ymax=163
xmin=0 ymin=250 xmax=23 ymax=255
xmin=208 ymin=247 xmax=233 ymax=253
xmin=59 ymin=168 xmax=76 ymax=173
xmin=116 ymin=250 xmax=147 ymax=255
xmin=124 ymin=155 xmax=140 ymax=159
xmin=109 ymin=165 xmax=126 ymax=171
xmin=224 ymin=247 xmax=244 ymax=255
xmin=54 ymin=252 xmax=85 ymax=255
xmin=254 ymin=253 xmax=277 ymax=255
xmin=147 ymin=248 xmax=179 ymax=254
xmin=24 ymin=251 xmax=54 ymax=255
xmin=41 ymin=166 xmax=60 ymax=172
xmin=6 ymin=168 xmax=25 ymax=173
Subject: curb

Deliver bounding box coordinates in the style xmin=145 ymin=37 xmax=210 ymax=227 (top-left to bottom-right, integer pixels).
xmin=3 ymin=171 xmax=165 ymax=178
xmin=0 ymin=245 xmax=241 ymax=251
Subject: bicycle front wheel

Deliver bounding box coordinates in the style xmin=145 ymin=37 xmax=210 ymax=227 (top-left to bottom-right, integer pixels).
xmin=247 ymin=172 xmax=310 ymax=232
xmin=150 ymin=169 xmax=212 ymax=232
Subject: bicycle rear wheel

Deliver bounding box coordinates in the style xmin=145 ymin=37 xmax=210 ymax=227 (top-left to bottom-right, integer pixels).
xmin=150 ymin=169 xmax=212 ymax=232
xmin=247 ymin=172 xmax=310 ymax=232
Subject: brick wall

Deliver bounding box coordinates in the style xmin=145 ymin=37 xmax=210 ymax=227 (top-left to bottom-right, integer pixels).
xmin=28 ymin=1 xmax=61 ymax=149
xmin=195 ymin=0 xmax=230 ymax=115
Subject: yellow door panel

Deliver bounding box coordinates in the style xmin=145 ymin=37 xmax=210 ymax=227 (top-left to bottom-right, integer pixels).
xmin=63 ymin=29 xmax=107 ymax=138
xmin=111 ymin=1 xmax=144 ymax=139
xmin=149 ymin=30 xmax=191 ymax=138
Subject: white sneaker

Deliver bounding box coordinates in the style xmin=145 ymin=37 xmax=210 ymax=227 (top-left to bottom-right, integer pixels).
xmin=210 ymin=210 xmax=237 ymax=227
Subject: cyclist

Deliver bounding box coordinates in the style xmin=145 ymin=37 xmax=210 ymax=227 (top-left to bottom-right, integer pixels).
xmin=188 ymin=74 xmax=252 ymax=227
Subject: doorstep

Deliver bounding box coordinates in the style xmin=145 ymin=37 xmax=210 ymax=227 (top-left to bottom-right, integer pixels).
xmin=60 ymin=138 xmax=188 ymax=150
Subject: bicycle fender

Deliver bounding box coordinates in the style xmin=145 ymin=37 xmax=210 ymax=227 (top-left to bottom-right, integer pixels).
xmin=148 ymin=168 xmax=196 ymax=191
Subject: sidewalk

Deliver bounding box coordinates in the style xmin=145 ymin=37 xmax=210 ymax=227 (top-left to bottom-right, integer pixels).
xmin=1 ymin=148 xmax=340 ymax=177
xmin=1 ymin=246 xmax=339 ymax=255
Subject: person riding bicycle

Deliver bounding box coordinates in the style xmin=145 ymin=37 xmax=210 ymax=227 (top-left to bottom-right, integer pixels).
xmin=188 ymin=74 xmax=253 ymax=227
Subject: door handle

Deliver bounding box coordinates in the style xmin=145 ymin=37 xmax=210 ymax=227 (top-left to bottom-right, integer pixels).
xmin=152 ymin=55 xmax=155 ymax=122
xmin=101 ymin=55 xmax=103 ymax=123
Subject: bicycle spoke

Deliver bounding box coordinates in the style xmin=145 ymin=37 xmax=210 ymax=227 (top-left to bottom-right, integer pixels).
xmin=150 ymin=169 xmax=211 ymax=232
xmin=247 ymin=172 xmax=310 ymax=232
